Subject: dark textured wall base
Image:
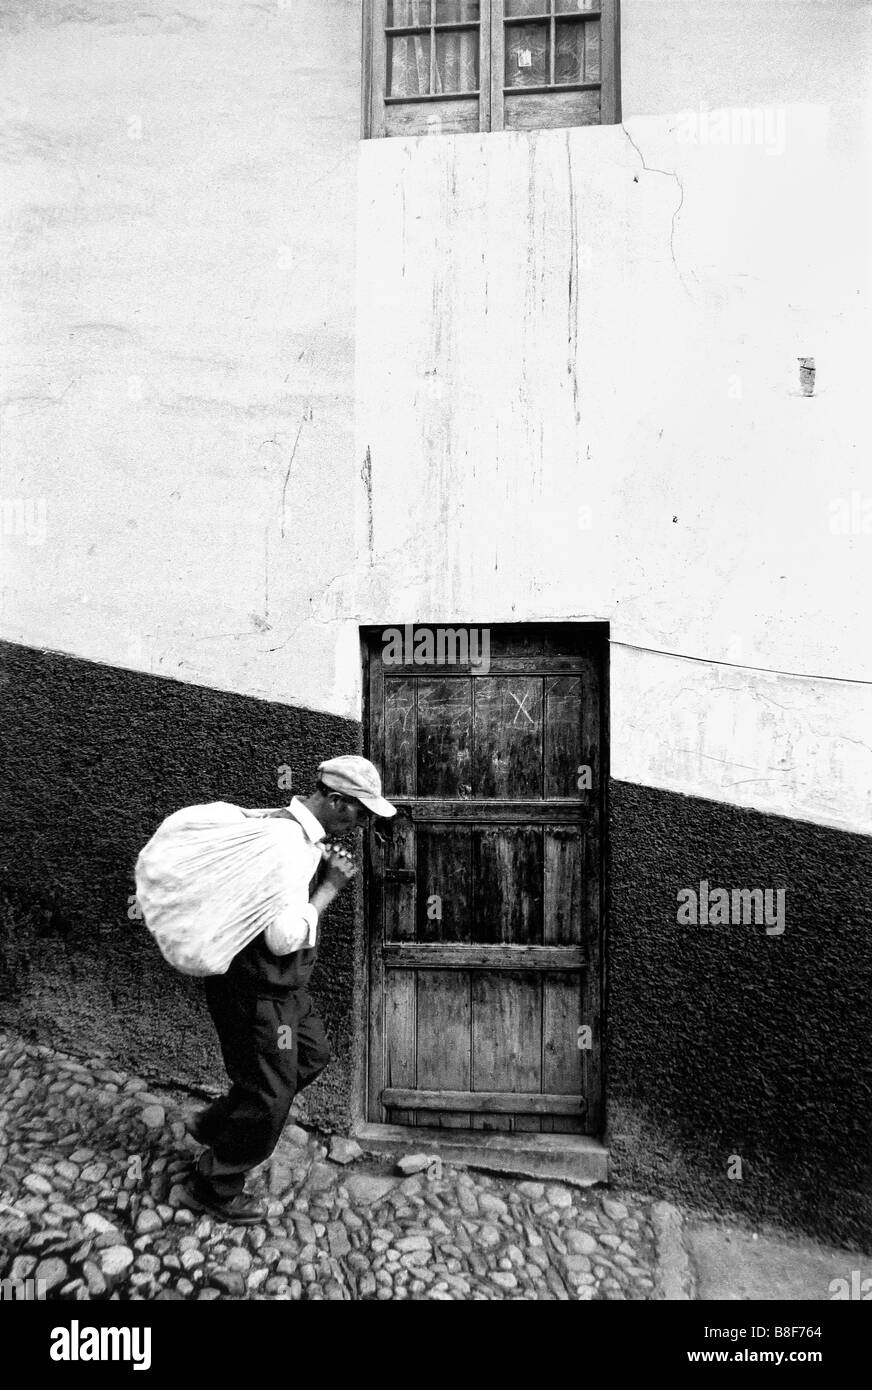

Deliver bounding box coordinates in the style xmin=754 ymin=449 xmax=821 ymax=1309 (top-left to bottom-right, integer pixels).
xmin=607 ymin=780 xmax=872 ymax=1250
xmin=0 ymin=641 xmax=363 ymax=1131
xmin=2 ymin=643 xmax=870 ymax=1245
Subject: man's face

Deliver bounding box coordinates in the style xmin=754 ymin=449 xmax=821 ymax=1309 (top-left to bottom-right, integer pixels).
xmin=323 ymin=793 xmax=372 ymax=836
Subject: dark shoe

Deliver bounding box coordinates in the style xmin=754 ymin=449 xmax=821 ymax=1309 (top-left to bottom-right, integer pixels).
xmin=176 ymin=1179 xmax=267 ymax=1226
xmin=186 ymin=1110 xmax=213 ymax=1145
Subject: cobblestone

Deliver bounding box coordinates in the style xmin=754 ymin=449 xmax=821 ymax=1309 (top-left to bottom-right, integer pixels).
xmin=0 ymin=1030 xmax=664 ymax=1302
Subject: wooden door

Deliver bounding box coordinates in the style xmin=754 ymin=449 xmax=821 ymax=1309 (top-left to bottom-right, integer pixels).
xmin=364 ymin=623 xmax=604 ymax=1135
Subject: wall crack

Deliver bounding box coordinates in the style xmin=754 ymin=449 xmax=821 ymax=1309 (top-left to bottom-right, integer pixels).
xmin=280 ymin=407 xmax=310 ymax=539
xmin=622 ymin=126 xmax=690 ymax=297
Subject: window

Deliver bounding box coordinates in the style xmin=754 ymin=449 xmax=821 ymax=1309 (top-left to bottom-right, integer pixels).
xmin=363 ymin=0 xmax=620 ymax=138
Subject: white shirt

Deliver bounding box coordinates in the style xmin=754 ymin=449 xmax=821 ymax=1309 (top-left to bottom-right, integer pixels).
xmin=262 ymin=797 xmax=327 ymax=956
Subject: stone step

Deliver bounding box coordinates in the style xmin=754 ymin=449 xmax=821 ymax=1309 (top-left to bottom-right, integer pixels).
xmin=352 ymin=1123 xmax=608 ymax=1188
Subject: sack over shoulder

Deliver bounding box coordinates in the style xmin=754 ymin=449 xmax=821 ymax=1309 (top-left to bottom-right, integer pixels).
xmin=134 ymin=802 xmax=311 ymax=976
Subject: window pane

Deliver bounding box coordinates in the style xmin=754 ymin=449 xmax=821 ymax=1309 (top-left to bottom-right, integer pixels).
xmin=387 ymin=33 xmax=431 ymax=96
xmin=434 ymin=0 xmax=479 ymax=21
xmin=388 ymin=0 xmax=431 ymax=25
xmin=555 ymin=20 xmax=584 ymax=83
xmin=435 ymin=28 xmax=479 ymax=92
xmin=506 ymin=0 xmax=549 ymax=16
xmin=555 ymin=0 xmax=599 ymax=12
xmin=505 ymin=23 xmax=548 ymax=87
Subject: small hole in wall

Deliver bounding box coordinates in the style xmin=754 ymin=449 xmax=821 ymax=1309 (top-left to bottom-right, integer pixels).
xmin=798 ymin=356 xmax=816 ymax=396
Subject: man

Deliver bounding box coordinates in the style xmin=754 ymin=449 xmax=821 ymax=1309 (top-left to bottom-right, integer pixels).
xmin=179 ymin=755 xmax=396 ymax=1224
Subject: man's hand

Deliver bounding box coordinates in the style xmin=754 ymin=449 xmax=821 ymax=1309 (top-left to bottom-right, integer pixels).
xmin=321 ymin=843 xmax=358 ymax=892
xmin=309 ymin=844 xmax=358 ymax=920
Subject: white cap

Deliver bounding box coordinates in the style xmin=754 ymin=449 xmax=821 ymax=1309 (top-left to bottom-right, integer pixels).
xmin=318 ymin=755 xmax=397 ymax=818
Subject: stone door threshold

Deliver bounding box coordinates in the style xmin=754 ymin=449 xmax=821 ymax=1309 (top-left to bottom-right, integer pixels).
xmin=352 ymin=1122 xmax=609 ymax=1188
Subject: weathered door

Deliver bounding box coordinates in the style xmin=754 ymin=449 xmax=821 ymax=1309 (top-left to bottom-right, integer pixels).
xmin=364 ymin=623 xmax=604 ymax=1135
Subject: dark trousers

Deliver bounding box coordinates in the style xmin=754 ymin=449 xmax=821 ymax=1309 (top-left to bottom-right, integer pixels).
xmin=196 ymin=975 xmax=331 ymax=1200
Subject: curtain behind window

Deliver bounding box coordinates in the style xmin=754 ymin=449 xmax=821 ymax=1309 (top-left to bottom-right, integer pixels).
xmin=389 ymin=2 xmax=479 ymax=98
xmin=435 ymin=28 xmax=478 ymax=94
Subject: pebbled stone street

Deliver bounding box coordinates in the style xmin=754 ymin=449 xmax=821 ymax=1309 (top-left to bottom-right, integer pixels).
xmin=0 ymin=1031 xmax=678 ymax=1302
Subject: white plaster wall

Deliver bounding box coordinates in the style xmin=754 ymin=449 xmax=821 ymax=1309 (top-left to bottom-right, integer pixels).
xmin=2 ymin=1 xmax=870 ymax=834
xmin=0 ymin=0 xmax=361 ymax=713
xmin=351 ymin=0 xmax=872 ymax=834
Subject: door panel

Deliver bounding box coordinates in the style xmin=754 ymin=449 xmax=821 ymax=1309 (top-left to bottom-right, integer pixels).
xmin=417 ymin=678 xmax=473 ymax=797
xmin=542 ymin=975 xmax=586 ymax=1133
xmin=385 ymin=968 xmax=416 ymax=1125
xmin=416 ymin=824 xmax=473 ymax=942
xmin=472 ymin=676 xmax=543 ymax=797
xmin=544 ymin=676 xmax=584 ymax=797
xmin=383 ymin=814 xmax=416 ymax=941
xmin=366 ymin=623 xmax=604 ymax=1135
xmin=472 ymin=826 xmax=543 ymax=943
xmin=384 ymin=677 xmax=416 ymax=797
xmin=544 ymin=827 xmax=585 ymax=943
xmin=470 ymin=973 xmax=541 ymax=1132
xmin=416 ymin=969 xmax=471 ymax=1128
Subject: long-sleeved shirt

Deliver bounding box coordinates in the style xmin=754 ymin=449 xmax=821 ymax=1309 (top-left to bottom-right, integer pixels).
xmin=263 ymin=797 xmax=326 ymax=954
xmin=228 ymin=796 xmax=328 ymax=995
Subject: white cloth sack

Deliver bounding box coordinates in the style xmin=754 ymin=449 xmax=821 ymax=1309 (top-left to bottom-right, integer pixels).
xmin=134 ymin=802 xmax=314 ymax=976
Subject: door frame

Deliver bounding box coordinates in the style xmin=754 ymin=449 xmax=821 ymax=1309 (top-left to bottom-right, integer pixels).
xmin=358 ymin=620 xmax=610 ymax=1140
